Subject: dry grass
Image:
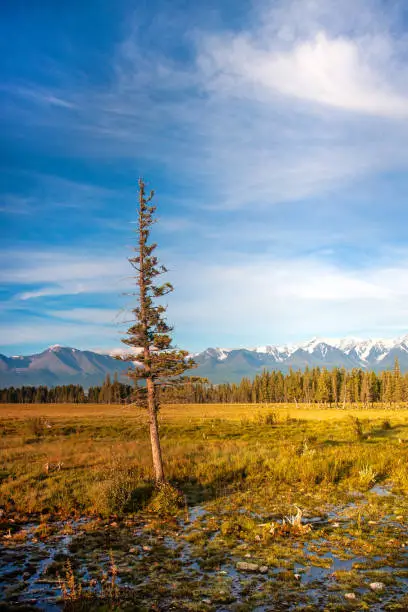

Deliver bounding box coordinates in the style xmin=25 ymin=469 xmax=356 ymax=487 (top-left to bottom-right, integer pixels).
xmin=2 ymin=401 xmax=407 ymax=421
xmin=1 ymin=402 xmax=407 ymax=516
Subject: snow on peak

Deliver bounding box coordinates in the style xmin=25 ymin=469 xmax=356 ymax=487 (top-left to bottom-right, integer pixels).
xmin=233 ymin=333 xmax=408 ymax=364
xmin=211 ymin=347 xmax=230 ymax=361
xmin=47 ymin=345 xmax=77 ymax=353
xmin=301 ymin=337 xmax=329 ymax=354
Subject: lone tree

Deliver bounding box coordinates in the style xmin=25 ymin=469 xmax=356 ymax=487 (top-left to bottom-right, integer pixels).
xmin=121 ymin=179 xmax=195 ymax=483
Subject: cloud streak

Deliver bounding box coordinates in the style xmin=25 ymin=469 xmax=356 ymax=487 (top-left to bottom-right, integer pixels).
xmin=3 ymin=0 xmax=408 ymax=211
xmin=168 ymin=252 xmax=408 ymax=347
xmin=200 ymin=31 xmax=408 ymax=118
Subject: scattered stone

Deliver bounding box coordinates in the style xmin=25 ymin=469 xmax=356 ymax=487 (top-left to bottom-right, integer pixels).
xmin=259 ymin=565 xmax=268 ymax=574
xmin=370 ymin=582 xmax=385 ymax=592
xmin=345 ymin=593 xmax=356 ymax=600
xmin=236 ymin=561 xmax=259 ymax=572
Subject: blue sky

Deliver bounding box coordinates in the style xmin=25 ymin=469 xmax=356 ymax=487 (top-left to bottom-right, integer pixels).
xmin=2 ymin=0 xmax=408 ymax=355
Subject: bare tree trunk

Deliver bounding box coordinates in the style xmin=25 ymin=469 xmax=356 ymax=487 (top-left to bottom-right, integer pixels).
xmin=146 ymin=377 xmax=165 ymax=483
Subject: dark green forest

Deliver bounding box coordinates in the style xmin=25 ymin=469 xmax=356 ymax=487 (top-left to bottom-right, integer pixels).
xmin=1 ymin=361 xmax=407 ymax=405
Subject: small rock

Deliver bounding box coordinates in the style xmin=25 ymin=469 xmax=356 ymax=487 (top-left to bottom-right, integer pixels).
xmin=370 ymin=582 xmax=385 ymax=592
xmin=202 ymin=599 xmax=211 ymax=605
xmin=345 ymin=593 xmax=356 ymax=600
xmin=142 ymin=545 xmax=152 ymax=552
xmin=236 ymin=561 xmax=259 ymax=572
xmin=244 ymin=553 xmax=251 ymax=558
xmin=259 ymin=565 xmax=268 ymax=574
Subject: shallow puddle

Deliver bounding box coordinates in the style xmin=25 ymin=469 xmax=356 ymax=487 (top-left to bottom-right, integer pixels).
xmin=1 ymin=493 xmax=407 ymax=611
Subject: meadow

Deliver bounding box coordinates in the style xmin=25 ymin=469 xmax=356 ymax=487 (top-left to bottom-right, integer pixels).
xmin=1 ymin=402 xmax=408 ymax=610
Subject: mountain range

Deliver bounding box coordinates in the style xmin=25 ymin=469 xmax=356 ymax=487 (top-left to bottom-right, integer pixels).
xmin=191 ymin=335 xmax=408 ymax=383
xmin=0 ymin=345 xmax=130 ymax=388
xmin=1 ymin=335 xmax=408 ymax=387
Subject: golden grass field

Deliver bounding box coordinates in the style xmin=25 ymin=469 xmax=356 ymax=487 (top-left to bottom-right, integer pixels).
xmin=2 ymin=401 xmax=408 ymax=421
xmin=1 ymin=403 xmax=408 ymax=610
xmin=1 ymin=402 xmax=407 ymax=516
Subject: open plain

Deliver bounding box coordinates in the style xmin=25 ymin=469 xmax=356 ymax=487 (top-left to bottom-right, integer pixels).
xmin=1 ymin=402 xmax=407 ymax=610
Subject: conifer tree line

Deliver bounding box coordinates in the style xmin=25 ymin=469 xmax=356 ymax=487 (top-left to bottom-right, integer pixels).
xmin=2 ymin=361 xmax=408 ymax=405
xmin=0 ymin=384 xmax=86 ymax=404
xmin=164 ymin=362 xmax=407 ymax=405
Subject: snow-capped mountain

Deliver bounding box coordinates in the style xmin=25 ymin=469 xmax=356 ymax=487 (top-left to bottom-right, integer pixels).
xmin=0 ymin=345 xmax=130 ymax=388
xmin=1 ymin=335 xmax=408 ymax=387
xmin=192 ymin=335 xmax=408 ymax=383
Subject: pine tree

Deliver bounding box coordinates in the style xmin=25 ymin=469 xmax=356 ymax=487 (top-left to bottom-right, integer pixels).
xmin=120 ymin=179 xmax=195 ymax=483
xmin=393 ymin=357 xmax=402 ymax=403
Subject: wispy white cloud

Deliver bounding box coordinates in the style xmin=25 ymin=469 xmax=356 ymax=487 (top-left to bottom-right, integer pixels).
xmin=2 ymin=243 xmax=408 ymax=350
xmin=0 ymin=320 xmax=115 ymax=348
xmin=1 ymin=84 xmax=76 ymax=109
xmin=200 ymin=31 xmax=408 ymax=118
xmin=0 ymin=250 xmax=129 ymax=299
xmin=4 ymin=0 xmax=408 ymax=211
xmin=168 ymin=251 xmax=408 ymax=345
xmin=47 ymin=308 xmax=125 ymax=325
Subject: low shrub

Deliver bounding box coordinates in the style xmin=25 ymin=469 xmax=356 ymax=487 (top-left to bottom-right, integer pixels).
xmin=148 ymin=482 xmax=185 ymax=517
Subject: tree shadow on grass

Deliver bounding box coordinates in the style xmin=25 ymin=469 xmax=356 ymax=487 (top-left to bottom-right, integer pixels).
xmin=124 ymin=482 xmax=155 ymax=512
xmin=368 ymin=422 xmax=408 ymax=440
xmin=175 ymin=468 xmax=248 ymax=506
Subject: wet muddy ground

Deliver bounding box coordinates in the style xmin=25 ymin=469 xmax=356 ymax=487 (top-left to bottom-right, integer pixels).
xmin=1 ymin=485 xmax=407 ymax=611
